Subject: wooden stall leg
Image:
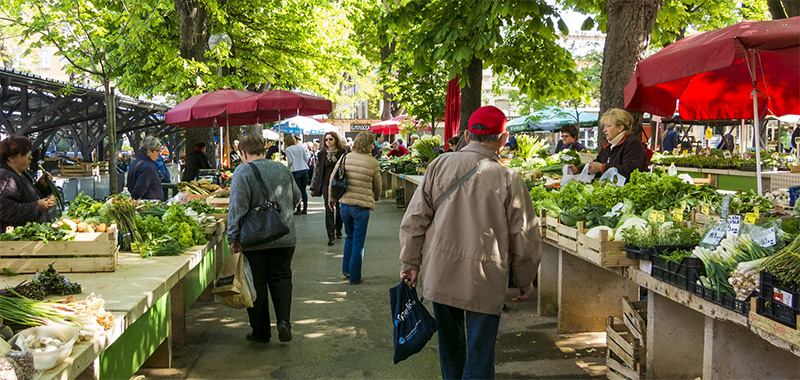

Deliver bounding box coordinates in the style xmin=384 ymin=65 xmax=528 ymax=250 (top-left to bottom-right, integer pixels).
xmin=646 ymin=290 xmax=703 ymax=379
xmin=557 ymin=250 xmax=638 ymax=333
xmin=703 ymin=316 xmax=800 ymax=379
xmin=537 ymin=243 xmax=559 ymax=317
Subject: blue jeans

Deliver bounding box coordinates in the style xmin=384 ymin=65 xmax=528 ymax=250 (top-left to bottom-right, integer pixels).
xmin=340 ymin=203 xmax=371 ymax=283
xmin=433 ymin=302 xmax=501 ymax=380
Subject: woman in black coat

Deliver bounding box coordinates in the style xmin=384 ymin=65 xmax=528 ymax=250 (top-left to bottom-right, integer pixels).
xmin=0 ymin=135 xmax=55 ymax=232
xmin=310 ymin=131 xmax=346 ymax=246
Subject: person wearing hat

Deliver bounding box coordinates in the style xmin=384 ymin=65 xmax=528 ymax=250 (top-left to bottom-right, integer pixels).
xmin=399 ymin=105 xmax=541 ymax=379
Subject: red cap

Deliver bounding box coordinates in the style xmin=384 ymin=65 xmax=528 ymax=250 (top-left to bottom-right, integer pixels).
xmin=468 ymin=106 xmax=507 ymax=135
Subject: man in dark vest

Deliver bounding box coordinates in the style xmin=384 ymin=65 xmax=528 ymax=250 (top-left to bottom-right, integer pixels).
xmin=182 ymin=142 xmax=211 ymax=182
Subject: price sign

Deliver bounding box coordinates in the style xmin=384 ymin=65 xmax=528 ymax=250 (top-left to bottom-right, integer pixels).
xmin=754 ymin=227 xmax=777 ymax=247
xmin=657 ymin=210 xmax=666 ymax=223
xmin=672 ymin=209 xmax=684 ymax=222
xmin=702 ymin=223 xmax=727 ymax=245
xmin=611 ymin=202 xmax=624 ymax=213
xmin=701 ymin=204 xmax=710 ymax=215
xmin=648 ymin=211 xmax=659 ymax=223
xmin=727 ymin=215 xmax=742 ymax=237
xmin=672 ymin=148 xmax=680 ymax=156
xmin=682 ymin=150 xmax=689 ymax=155
xmin=562 ymin=154 xmax=575 ymax=162
xmin=724 ymin=151 xmax=732 ymax=158
xmin=744 ymin=212 xmax=758 ymax=224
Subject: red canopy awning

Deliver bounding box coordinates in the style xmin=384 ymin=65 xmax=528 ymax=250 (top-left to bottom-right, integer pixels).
xmin=227 ymin=90 xmax=332 ymax=122
xmin=165 ymin=90 xmax=259 ymax=127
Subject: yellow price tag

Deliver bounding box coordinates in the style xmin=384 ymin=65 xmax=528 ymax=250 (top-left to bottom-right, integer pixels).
xmin=657 ymin=210 xmax=666 ymax=223
xmin=701 ymin=204 xmax=710 ymax=215
xmin=682 ymin=150 xmax=689 ymax=155
xmin=744 ymin=212 xmax=758 ymax=224
xmin=648 ymin=211 xmax=658 ymax=222
xmin=672 ymin=209 xmax=684 ymax=222
xmin=672 ymin=148 xmax=680 ymax=156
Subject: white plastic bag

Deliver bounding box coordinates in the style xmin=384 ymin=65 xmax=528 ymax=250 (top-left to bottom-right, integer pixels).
xmin=599 ymin=167 xmax=627 ymax=187
xmin=561 ymin=164 xmax=595 ymax=187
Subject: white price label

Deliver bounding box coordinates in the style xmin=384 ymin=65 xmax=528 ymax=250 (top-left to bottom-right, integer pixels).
xmin=611 ymin=202 xmax=625 ymax=213
xmin=773 ymin=289 xmax=794 ymax=308
xmin=754 ymin=227 xmax=777 ymax=247
xmin=702 ymin=224 xmax=727 ymax=245
xmin=724 ymin=151 xmax=732 ymax=158
xmin=726 ymin=215 xmax=742 ymax=237
xmin=561 ymin=154 xmax=575 ymax=162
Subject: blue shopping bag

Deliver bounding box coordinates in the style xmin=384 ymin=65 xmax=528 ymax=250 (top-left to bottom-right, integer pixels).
xmin=390 ymin=281 xmax=438 ymax=364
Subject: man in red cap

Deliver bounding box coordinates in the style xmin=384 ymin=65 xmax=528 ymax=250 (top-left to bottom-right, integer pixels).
xmin=399 ymin=106 xmax=541 ymax=379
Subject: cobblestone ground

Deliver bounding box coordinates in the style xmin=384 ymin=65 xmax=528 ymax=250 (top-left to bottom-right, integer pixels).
xmin=137 ymin=198 xmax=605 ymax=379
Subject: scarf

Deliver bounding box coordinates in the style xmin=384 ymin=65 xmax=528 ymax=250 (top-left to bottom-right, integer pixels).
xmin=326 ymin=149 xmax=340 ymax=163
xmin=609 ymin=132 xmax=626 ymax=147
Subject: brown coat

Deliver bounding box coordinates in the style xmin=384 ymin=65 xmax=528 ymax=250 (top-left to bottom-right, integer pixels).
xmin=399 ymin=143 xmax=541 ymax=315
xmin=328 ymin=152 xmax=381 ymax=210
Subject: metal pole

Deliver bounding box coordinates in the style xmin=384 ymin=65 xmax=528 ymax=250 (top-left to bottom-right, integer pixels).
xmin=750 ymin=50 xmax=763 ymax=195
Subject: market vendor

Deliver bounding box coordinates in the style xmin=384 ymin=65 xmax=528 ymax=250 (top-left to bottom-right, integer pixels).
xmin=0 ymin=135 xmax=55 ymax=231
xmin=387 ymin=140 xmax=408 ymax=157
xmin=554 ymin=124 xmax=586 ymax=153
xmin=182 ymin=141 xmax=211 ymax=182
xmin=126 ymin=135 xmax=164 ymax=200
xmin=567 ymin=108 xmax=647 ymax=180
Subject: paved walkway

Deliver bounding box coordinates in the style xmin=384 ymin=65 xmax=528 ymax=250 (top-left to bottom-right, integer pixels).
xmin=138 ymin=198 xmax=604 ymax=379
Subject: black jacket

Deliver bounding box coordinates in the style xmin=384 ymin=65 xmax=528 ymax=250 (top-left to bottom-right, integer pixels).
xmin=127 ymin=153 xmax=164 ymax=200
xmin=182 ymin=149 xmax=211 ymax=182
xmin=310 ymin=149 xmax=344 ymax=196
xmin=0 ymin=163 xmax=52 ymax=231
xmin=594 ymin=134 xmax=648 ymax=180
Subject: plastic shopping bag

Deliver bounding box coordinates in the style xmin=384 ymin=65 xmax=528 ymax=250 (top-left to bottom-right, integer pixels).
xmin=560 ymin=164 xmax=595 ymax=187
xmin=390 ymin=281 xmax=438 ymax=364
xmin=599 ymin=167 xmax=627 ymax=187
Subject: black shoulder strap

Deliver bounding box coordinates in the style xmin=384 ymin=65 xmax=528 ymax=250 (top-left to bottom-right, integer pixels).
xmin=247 ymin=162 xmax=271 ymax=200
xmin=433 ymin=159 xmax=497 ymax=212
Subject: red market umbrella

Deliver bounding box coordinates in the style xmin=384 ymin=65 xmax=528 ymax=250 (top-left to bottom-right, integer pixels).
xmin=370 ymin=116 xmax=405 ymax=135
xmin=624 ymin=17 xmax=800 ymax=121
xmin=624 ymin=17 xmax=800 ymax=195
xmin=165 ymin=89 xmax=259 ymax=127
xmin=226 ymin=89 xmax=333 ymax=122
xmin=444 ymin=75 xmax=461 ymax=150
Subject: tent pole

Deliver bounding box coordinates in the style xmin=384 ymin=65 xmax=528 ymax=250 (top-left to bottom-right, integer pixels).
xmin=750 ymin=50 xmax=763 ymax=195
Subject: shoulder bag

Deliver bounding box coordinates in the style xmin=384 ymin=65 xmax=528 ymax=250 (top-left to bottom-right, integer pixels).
xmin=238 ymin=162 xmax=291 ymax=248
xmin=330 ymin=153 xmax=348 ymax=200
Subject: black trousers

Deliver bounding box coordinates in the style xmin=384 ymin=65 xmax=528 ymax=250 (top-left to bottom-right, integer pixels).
xmin=321 ymin=185 xmax=342 ymax=240
xmin=243 ymin=246 xmax=294 ymax=340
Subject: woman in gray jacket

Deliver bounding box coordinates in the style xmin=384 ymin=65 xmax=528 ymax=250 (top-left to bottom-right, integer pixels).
xmin=228 ymin=134 xmax=301 ymax=344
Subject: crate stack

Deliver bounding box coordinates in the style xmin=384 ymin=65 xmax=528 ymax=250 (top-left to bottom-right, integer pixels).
xmin=606 ymin=297 xmax=647 ymax=380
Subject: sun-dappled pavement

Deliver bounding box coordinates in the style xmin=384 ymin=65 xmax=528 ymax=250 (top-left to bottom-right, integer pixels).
xmin=137 ymin=198 xmax=604 ymax=379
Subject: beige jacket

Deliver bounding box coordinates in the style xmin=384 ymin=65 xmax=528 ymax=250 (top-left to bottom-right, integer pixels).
xmin=329 ymin=152 xmax=381 ymax=210
xmin=399 ymin=143 xmax=541 ymax=315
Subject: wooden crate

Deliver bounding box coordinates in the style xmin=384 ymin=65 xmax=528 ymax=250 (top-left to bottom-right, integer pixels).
xmin=692 ymin=206 xmax=720 ymax=226
xmin=606 ymin=316 xmax=645 ymax=379
xmin=607 ymin=349 xmax=641 ymax=380
xmin=622 ymin=297 xmax=647 ymax=344
xmin=209 ymin=213 xmax=228 ymax=221
xmin=544 ymin=215 xmax=560 ymax=245
xmin=749 ymin=298 xmax=800 ymax=346
xmin=205 ymin=197 xmax=229 ymax=207
xmin=185 ymin=193 xmax=210 ymax=202
xmin=60 ymin=162 xmax=93 ymax=176
xmin=557 ymin=221 xmax=579 ymax=253
xmin=576 ymin=228 xmax=638 ymax=267
xmin=0 ymin=230 xmax=118 ymax=273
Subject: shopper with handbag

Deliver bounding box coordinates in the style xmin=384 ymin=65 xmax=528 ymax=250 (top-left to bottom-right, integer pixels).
xmin=328 ymin=132 xmax=381 ymax=285
xmin=310 ymin=131 xmax=346 ymax=246
xmin=227 ymin=134 xmax=301 ymax=344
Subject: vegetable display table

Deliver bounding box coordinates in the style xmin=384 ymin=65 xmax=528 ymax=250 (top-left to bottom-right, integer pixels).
xmin=383 ymin=172 xmax=423 ymax=207
xmin=540 ymin=238 xmax=800 ymax=379
xmin=653 ymin=165 xmax=800 ymax=192
xmin=0 ymin=230 xmax=227 ymax=380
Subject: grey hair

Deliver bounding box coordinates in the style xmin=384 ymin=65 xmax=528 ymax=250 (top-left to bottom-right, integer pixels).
xmin=467 ymin=131 xmax=502 ymax=142
xmin=139 ymin=135 xmax=161 ymax=152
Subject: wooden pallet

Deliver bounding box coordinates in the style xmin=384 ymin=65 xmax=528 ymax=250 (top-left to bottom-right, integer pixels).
xmin=606 ymin=316 xmax=645 ymax=379
xmin=0 ymin=230 xmax=118 ymax=273
xmin=576 ymin=228 xmax=638 ymax=267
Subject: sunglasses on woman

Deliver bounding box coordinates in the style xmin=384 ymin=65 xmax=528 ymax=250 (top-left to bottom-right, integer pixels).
xmin=325 ymin=138 xmax=334 ymax=141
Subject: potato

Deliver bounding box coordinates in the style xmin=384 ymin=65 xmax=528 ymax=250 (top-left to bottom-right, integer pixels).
xmin=95 ymin=223 xmax=107 ymax=233
xmin=77 ymin=222 xmax=89 ymax=233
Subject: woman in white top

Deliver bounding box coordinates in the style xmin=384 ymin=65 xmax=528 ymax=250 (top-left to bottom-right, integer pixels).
xmin=284 ymin=135 xmax=309 ymax=214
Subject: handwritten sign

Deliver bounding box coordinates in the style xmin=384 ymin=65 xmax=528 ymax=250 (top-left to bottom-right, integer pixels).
xmin=648 ymin=211 xmax=659 ymax=223
xmin=753 ymin=227 xmax=777 ymax=248
xmin=727 ymin=215 xmax=742 ymax=237
xmin=701 ymin=204 xmax=710 ymax=215
xmin=744 ymin=212 xmax=758 ymax=224
xmin=702 ymin=223 xmax=727 ymax=245
xmin=672 ymin=209 xmax=684 ymax=222
xmin=724 ymin=151 xmax=732 ymax=158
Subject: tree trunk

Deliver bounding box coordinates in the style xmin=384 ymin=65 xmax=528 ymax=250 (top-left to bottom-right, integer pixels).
xmin=598 ymin=0 xmax=662 ymax=145
xmin=173 ymin=0 xmax=208 ymax=60
xmin=459 ymin=57 xmax=483 ymax=133
xmin=380 ymin=42 xmax=395 ymax=120
xmin=103 ymin=81 xmax=118 ymax=194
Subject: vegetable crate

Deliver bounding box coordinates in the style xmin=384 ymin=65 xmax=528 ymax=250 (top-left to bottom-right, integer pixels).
xmin=755 ymin=271 xmax=800 ymax=328
xmin=606 ymin=316 xmax=645 ymax=380
xmin=556 ymin=220 xmax=579 ymax=254
xmin=692 ymin=283 xmax=751 ymax=315
xmin=649 ymin=253 xmax=704 ymax=292
xmin=205 ymin=197 xmax=229 ymax=207
xmin=0 ymin=230 xmax=118 ymax=273
xmin=576 ymin=227 xmax=638 ymax=267
xmin=622 ymin=296 xmax=647 ymax=345
xmin=543 ymin=214 xmax=559 ymax=246
xmin=750 ymin=298 xmax=800 ymax=345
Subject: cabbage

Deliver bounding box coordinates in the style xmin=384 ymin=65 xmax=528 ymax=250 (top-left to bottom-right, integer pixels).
xmin=614 ymin=216 xmax=648 ymax=240
xmin=586 ymin=225 xmax=615 ymax=240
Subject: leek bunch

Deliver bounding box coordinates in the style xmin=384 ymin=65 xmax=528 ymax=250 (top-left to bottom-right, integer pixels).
xmin=759 ymin=234 xmax=800 ymax=283
xmin=515 ymin=135 xmax=548 ymax=160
